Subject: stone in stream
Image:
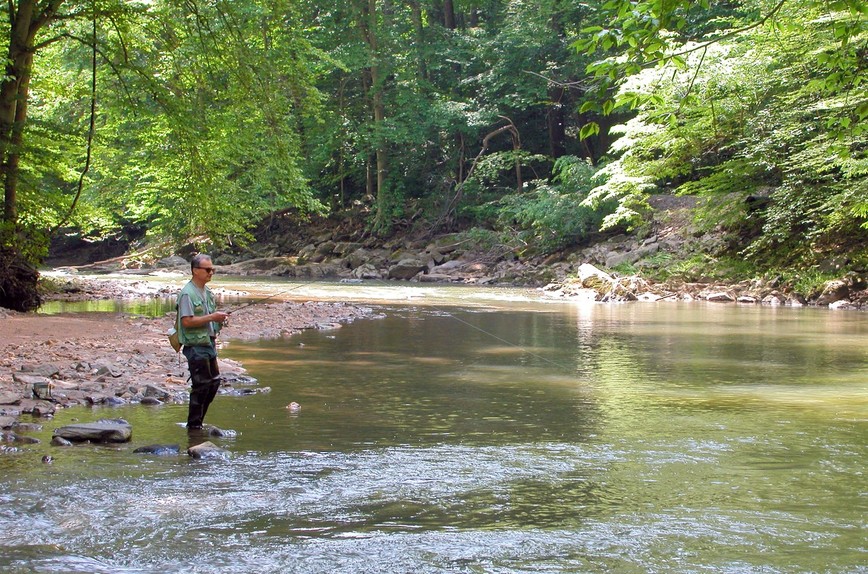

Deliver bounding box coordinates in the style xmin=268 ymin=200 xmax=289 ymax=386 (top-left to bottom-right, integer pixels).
xmin=181 ymin=423 xmax=237 ymax=438
xmin=142 ymin=384 xmax=171 ymax=400
xmin=100 ymin=396 xmax=127 ymax=407
xmin=51 ymin=436 xmax=74 ymax=447
xmin=218 ymin=374 xmax=258 ymax=386
xmin=187 ymin=441 xmax=229 ymax=459
xmin=0 ymin=415 xmax=18 ymax=429
xmin=53 ymin=418 xmax=133 ymax=443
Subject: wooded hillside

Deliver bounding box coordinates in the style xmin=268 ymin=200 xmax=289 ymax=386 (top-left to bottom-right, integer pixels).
xmin=1 ymin=0 xmax=865 ymax=310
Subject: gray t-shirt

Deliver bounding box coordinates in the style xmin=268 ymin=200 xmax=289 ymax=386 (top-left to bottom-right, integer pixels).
xmin=178 ymin=286 xmax=216 ymax=338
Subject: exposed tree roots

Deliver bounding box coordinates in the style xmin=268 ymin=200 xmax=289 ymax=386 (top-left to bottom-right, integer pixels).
xmin=0 ymin=248 xmax=40 ymax=311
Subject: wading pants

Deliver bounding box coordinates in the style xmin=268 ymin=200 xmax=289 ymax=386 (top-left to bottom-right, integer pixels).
xmin=183 ymin=342 xmax=220 ymax=429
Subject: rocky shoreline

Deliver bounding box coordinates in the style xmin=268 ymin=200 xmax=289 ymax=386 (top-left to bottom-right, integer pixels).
xmin=0 ymin=277 xmax=380 ymax=450
xmin=43 ymin=193 xmax=867 ymax=310
xmin=158 ymin=194 xmax=855 ymax=310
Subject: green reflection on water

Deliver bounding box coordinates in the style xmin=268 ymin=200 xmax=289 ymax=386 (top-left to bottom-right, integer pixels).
xmin=37 ymin=297 xmax=177 ymax=317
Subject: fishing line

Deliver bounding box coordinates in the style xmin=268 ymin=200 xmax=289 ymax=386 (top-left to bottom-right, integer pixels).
xmin=226 ymin=282 xmax=577 ymax=373
xmin=227 ymin=282 xmax=313 ymax=314
xmin=223 ymin=282 xmax=317 ymax=328
xmin=443 ymin=311 xmax=577 ymax=374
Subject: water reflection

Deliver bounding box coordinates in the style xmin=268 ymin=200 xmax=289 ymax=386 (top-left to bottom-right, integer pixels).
xmin=37 ymin=297 xmax=177 ymax=316
xmin=2 ymin=300 xmax=866 ymax=573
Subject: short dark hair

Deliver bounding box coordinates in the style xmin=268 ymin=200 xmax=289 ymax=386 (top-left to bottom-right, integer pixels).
xmin=191 ymin=253 xmax=212 ymax=272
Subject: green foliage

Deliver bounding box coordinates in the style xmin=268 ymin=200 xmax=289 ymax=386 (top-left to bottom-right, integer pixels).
xmin=106 ymin=0 xmax=326 ymax=246
xmin=776 ymin=269 xmax=841 ymax=298
xmin=10 ymin=0 xmax=327 ymax=253
xmin=494 ymin=183 xmax=596 ymax=251
xmin=574 ymin=0 xmax=868 ymax=268
xmin=637 ymin=251 xmax=762 ymax=283
xmin=609 ymin=260 xmax=637 ymax=276
xmin=454 ymin=227 xmax=512 ymax=252
xmin=0 ymin=222 xmax=48 ymax=266
xmin=574 ymin=0 xmax=866 ymax=137
xmin=486 ymin=156 xmax=616 ymax=252
xmin=1 ymin=0 xmax=864 ymax=282
xmin=656 ymin=253 xmax=710 ymax=281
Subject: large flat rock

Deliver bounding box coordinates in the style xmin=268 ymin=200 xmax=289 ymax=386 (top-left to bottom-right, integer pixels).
xmin=53 ymin=419 xmax=132 ymax=443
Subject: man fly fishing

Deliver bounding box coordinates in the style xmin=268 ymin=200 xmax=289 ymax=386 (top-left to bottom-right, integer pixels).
xmin=175 ymin=262 xmax=301 ymax=430
xmin=176 ymin=254 xmax=228 ymax=431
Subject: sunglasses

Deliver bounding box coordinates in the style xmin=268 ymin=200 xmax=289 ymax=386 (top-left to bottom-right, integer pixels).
xmin=196 ymin=266 xmax=216 ymax=274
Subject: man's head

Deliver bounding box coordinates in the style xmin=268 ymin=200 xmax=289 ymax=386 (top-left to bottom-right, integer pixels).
xmin=190 ymin=254 xmax=216 ymax=285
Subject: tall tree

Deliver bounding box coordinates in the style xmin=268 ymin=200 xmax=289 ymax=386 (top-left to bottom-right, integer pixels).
xmin=356 ymin=0 xmax=390 ymax=233
xmin=0 ymin=1 xmax=78 ymax=310
xmin=1 ymin=0 xmax=64 ymax=231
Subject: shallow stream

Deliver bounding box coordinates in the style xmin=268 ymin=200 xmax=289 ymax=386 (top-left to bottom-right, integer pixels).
xmin=2 ymin=283 xmax=866 ymax=573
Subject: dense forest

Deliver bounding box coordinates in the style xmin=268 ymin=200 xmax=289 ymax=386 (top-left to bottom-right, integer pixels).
xmin=0 ymin=0 xmax=865 ymax=310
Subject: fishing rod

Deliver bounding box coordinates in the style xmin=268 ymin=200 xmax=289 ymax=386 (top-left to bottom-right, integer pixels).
xmin=223 ymin=282 xmax=312 ymax=324
xmin=231 ymin=288 xmax=292 ymax=313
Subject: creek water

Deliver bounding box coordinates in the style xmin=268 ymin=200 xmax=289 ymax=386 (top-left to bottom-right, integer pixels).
xmin=2 ymin=284 xmax=867 ymax=573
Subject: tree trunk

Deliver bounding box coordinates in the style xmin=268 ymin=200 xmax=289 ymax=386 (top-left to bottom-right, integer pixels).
xmin=443 ymin=0 xmax=456 ymax=29
xmin=359 ymin=0 xmax=389 ymax=233
xmin=547 ymin=85 xmax=566 ymax=158
xmin=409 ymin=0 xmax=427 ymax=80
xmin=1 ymin=0 xmax=65 ymax=226
xmin=0 ymin=1 xmax=64 ymax=311
xmin=0 ymin=1 xmax=36 ymax=224
xmin=546 ymin=2 xmax=566 ymax=159
xmin=469 ymin=8 xmax=479 ymax=27
xmin=439 ymin=121 xmax=521 ymax=229
xmin=3 ymin=52 xmax=33 ymax=225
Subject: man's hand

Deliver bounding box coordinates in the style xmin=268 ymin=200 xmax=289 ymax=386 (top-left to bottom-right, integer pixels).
xmin=181 ymin=312 xmax=228 ymax=329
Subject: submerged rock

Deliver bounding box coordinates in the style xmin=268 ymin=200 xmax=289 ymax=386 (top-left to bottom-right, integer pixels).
xmin=219 ymin=374 xmax=258 ymax=386
xmin=12 ymin=422 xmax=43 ymax=433
xmin=203 ymin=425 xmax=237 ymax=438
xmin=142 ymin=384 xmax=171 ymax=400
xmin=1 ymin=431 xmax=40 ymax=444
xmin=133 ymin=444 xmax=181 ymax=456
